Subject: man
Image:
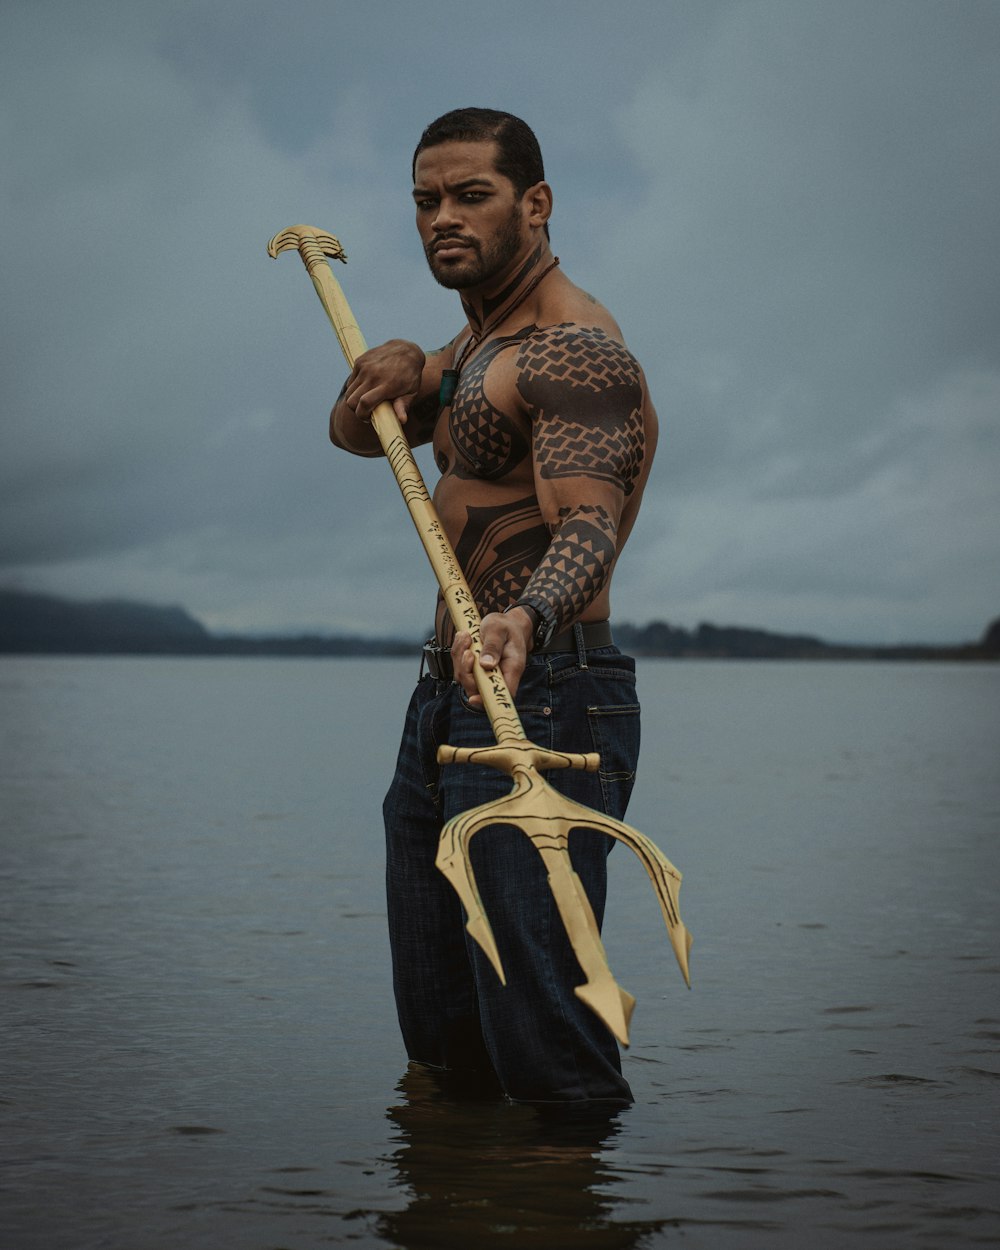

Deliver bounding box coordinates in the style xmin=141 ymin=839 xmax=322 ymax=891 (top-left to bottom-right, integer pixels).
xmin=330 ymin=108 xmax=658 ymax=1105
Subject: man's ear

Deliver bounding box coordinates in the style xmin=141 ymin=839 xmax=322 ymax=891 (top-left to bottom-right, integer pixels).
xmin=523 ymin=180 xmax=553 ymax=229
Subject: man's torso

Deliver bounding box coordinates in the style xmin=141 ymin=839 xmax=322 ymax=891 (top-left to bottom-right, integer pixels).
xmin=430 ymin=313 xmax=657 ymax=644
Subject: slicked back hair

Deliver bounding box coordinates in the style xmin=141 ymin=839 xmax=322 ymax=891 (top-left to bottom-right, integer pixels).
xmin=412 ymin=108 xmax=546 ymax=198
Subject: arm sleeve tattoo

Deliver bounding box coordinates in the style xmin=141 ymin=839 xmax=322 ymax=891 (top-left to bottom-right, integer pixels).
xmin=514 ymin=325 xmax=646 ymax=635
xmin=516 ymin=503 xmax=618 ymax=636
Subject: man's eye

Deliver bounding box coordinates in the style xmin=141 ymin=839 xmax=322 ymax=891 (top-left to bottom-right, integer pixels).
xmin=415 ymin=199 xmax=437 ymax=211
xmin=461 ymin=192 xmax=486 ymax=203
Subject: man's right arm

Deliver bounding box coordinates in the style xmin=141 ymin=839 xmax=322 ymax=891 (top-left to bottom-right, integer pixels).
xmin=329 ymin=338 xmax=453 ymax=456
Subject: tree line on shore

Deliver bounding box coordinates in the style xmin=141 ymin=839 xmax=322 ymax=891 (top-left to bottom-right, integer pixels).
xmin=1 ymin=588 xmax=997 ymax=660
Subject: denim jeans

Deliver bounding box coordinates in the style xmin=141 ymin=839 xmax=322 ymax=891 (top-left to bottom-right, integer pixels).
xmin=383 ymin=644 xmax=640 ymax=1104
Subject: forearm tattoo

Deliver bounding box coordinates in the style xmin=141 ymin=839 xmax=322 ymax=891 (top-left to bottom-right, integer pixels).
xmin=518 ymin=503 xmax=617 ymax=635
xmin=516 ymin=325 xmax=645 ymax=495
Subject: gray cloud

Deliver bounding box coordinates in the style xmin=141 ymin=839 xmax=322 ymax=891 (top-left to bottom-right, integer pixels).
xmin=2 ymin=0 xmax=997 ymax=642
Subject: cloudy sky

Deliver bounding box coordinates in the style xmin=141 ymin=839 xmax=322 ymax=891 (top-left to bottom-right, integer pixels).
xmin=3 ymin=0 xmax=998 ymax=644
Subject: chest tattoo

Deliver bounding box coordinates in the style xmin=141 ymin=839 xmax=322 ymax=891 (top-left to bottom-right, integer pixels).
xmin=449 ymin=331 xmax=533 ymax=479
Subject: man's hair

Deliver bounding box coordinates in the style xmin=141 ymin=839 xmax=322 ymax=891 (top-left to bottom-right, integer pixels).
xmin=412 ymin=108 xmax=545 ymax=196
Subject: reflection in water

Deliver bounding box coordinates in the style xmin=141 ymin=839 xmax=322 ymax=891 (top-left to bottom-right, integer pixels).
xmin=376 ymin=1066 xmax=667 ymax=1249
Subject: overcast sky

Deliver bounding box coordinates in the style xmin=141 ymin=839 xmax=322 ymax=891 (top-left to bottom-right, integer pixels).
xmin=3 ymin=0 xmax=998 ymax=644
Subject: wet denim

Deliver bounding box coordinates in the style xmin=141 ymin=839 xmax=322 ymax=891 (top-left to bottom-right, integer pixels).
xmin=383 ymin=645 xmax=640 ymax=1104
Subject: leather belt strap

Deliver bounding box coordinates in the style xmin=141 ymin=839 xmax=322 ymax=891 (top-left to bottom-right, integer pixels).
xmin=538 ymin=618 xmax=614 ymax=654
xmin=422 ymin=620 xmax=614 ymax=682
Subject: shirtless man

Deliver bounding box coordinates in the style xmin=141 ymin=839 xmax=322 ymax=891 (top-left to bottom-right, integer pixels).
xmin=330 ymin=109 xmax=658 ymax=1104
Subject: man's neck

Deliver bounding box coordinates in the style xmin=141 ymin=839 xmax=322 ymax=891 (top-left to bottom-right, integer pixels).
xmin=459 ymin=242 xmax=555 ymax=338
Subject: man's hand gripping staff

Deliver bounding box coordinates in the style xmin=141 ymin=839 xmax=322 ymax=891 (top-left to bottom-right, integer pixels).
xmin=268 ymin=224 xmax=692 ymax=1046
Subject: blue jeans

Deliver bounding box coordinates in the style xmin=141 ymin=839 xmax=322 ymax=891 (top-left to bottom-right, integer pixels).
xmin=383 ymin=644 xmax=640 ymax=1104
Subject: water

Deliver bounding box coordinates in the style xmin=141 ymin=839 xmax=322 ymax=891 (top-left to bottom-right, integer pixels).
xmin=2 ymin=656 xmax=998 ymax=1248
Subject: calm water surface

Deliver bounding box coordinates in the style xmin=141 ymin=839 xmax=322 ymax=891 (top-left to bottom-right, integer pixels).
xmin=2 ymin=657 xmax=998 ymax=1248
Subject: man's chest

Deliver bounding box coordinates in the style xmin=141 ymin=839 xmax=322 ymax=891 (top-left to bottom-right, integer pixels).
xmin=433 ymin=330 xmax=535 ymax=483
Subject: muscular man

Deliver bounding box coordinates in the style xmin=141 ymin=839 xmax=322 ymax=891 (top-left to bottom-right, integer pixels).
xmin=330 ymin=109 xmax=658 ymax=1104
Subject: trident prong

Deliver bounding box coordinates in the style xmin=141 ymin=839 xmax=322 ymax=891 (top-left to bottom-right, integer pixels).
xmin=435 ymin=768 xmax=638 ymax=1046
xmin=269 ymin=224 xmax=692 ymax=1046
xmin=435 ymin=756 xmax=690 ymax=1047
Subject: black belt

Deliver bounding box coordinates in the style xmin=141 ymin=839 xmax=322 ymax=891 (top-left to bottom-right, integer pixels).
xmin=421 ymin=620 xmax=614 ymax=682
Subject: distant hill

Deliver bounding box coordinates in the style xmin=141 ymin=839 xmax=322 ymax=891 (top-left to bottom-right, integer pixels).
xmin=0 ymin=589 xmax=413 ymax=657
xmin=614 ymin=619 xmax=1000 ymax=661
xmin=0 ymin=589 xmax=210 ymax=653
xmin=0 ymin=588 xmax=996 ymax=660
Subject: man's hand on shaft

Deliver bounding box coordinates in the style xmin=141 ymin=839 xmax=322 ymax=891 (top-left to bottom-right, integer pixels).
xmin=452 ymin=607 xmax=535 ymax=707
xmin=343 ymin=339 xmax=425 ymax=422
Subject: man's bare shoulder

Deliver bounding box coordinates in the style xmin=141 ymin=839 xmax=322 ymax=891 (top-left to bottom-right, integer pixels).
xmin=535 ymin=273 xmax=626 ymax=342
xmin=512 ymin=322 xmax=646 ymax=412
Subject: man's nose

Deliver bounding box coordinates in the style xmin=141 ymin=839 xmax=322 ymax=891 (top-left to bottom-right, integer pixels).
xmin=432 ymin=198 xmax=461 ymax=232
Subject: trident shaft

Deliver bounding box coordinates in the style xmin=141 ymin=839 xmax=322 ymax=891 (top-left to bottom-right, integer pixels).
xmin=268 ymin=224 xmax=692 ymax=1045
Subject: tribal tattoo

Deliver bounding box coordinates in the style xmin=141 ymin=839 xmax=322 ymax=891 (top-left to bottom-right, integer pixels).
xmin=516 ymin=325 xmax=645 ymax=495
xmin=517 ymin=503 xmax=617 ymax=635
xmin=432 ymin=323 xmax=648 ymax=641
xmin=408 ymin=391 xmax=443 ymax=443
xmin=449 ymin=331 xmax=534 ymax=479
xmin=454 ymin=496 xmax=551 ymax=613
xmin=461 ymin=243 xmax=545 ymax=334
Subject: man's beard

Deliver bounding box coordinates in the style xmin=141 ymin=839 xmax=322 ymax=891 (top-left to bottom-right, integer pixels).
xmin=424 ymin=205 xmax=524 ymax=290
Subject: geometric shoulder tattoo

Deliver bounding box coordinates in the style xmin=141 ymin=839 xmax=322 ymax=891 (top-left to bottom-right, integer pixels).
xmin=515 ymin=324 xmax=645 ymax=496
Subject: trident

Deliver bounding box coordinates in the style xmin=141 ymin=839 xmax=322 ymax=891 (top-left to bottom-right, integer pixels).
xmin=268 ymin=225 xmax=692 ymax=1045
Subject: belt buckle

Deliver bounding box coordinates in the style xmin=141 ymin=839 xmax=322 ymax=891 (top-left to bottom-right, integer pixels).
xmin=422 ymin=640 xmax=453 ymax=682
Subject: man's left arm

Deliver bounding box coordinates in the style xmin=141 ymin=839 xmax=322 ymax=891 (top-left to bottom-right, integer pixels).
xmin=458 ymin=324 xmax=646 ymax=701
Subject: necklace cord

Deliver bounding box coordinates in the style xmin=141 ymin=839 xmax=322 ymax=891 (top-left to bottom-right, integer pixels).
xmin=439 ymin=257 xmax=560 ymax=407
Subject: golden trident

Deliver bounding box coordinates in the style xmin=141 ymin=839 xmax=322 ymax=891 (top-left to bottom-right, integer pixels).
xmin=268 ymin=225 xmax=692 ymax=1045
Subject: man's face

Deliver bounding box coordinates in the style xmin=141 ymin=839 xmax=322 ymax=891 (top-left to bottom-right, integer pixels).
xmin=412 ymin=140 xmax=529 ymax=290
